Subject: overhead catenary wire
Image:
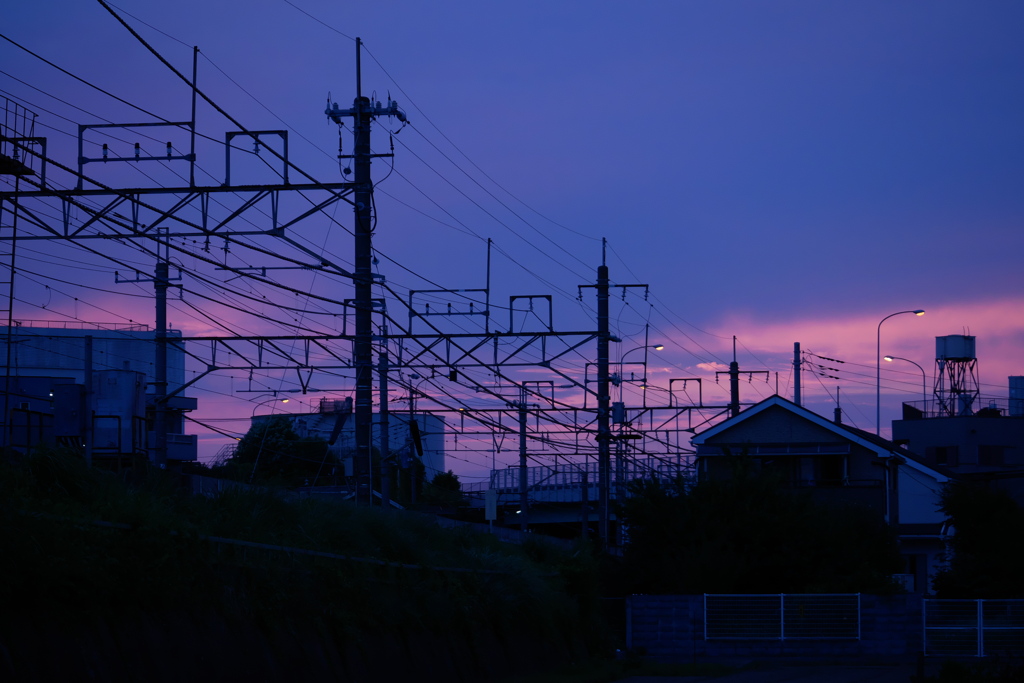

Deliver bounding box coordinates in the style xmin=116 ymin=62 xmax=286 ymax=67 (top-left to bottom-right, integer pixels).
xmin=0 ymin=4 xmax=744 ymax=480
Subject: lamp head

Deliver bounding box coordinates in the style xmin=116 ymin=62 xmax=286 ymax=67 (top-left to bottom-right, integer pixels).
xmin=913 ymin=310 xmax=925 ymax=316
xmin=884 ymin=356 xmax=895 ymax=362
xmin=652 ymin=344 xmax=665 ymax=351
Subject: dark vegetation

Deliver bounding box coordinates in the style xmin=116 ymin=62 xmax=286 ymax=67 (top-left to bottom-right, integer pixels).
xmin=933 ymin=481 xmax=1024 ymax=598
xmin=210 ymin=414 xmax=332 ymax=486
xmin=10 ymin=443 xmax=1019 ymax=680
xmin=421 ymin=469 xmax=468 ymax=507
xmin=616 ymin=455 xmax=903 ymax=594
xmin=0 ymin=446 xmax=604 ymax=681
xmin=198 ymin=415 xmax=428 ymax=503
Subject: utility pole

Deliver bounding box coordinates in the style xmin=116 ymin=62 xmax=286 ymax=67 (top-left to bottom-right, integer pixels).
xmin=326 ymin=38 xmax=406 ymax=505
xmin=716 ymin=336 xmax=769 ymax=419
xmin=577 ymin=239 xmax=649 ymax=548
xmin=154 ymin=254 xmax=169 ymax=467
xmin=728 ymin=336 xmax=740 ymax=418
xmin=517 ymin=386 xmax=529 ymax=532
xmin=351 ymin=41 xmax=373 ymax=506
xmin=595 ymin=247 xmax=611 ymax=546
xmin=84 ymin=335 xmax=93 ymax=467
xmin=793 ymin=342 xmax=801 ymax=406
xmin=116 ymin=232 xmax=179 ymax=467
xmin=379 ymin=351 xmax=391 ymax=509
xmin=581 ymin=468 xmax=589 ymax=539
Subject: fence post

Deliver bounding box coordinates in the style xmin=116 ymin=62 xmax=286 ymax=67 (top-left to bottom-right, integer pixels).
xmin=625 ymin=598 xmax=632 ymax=651
xmin=857 ymin=593 xmax=862 ymax=641
xmin=703 ymin=594 xmax=708 ymax=641
xmin=922 ymin=599 xmax=928 ymax=656
xmin=977 ymin=599 xmax=984 ymax=657
xmin=780 ymin=593 xmax=786 ymax=641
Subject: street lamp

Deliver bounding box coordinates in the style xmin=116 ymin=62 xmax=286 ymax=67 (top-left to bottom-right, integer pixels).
xmin=248 ymin=394 xmax=293 ymax=483
xmin=876 ymin=310 xmax=924 ymax=436
xmin=884 ymin=355 xmax=928 ymax=411
xmin=612 ymin=343 xmax=661 ymax=523
xmin=616 ymin=343 xmax=663 ymax=402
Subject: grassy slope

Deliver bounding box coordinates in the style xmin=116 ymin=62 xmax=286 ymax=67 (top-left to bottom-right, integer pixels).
xmin=0 ymin=448 xmax=606 ymax=680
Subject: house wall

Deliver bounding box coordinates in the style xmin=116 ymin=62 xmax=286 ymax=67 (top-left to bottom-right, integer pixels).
xmin=897 ymin=463 xmax=946 ymax=525
xmin=708 ymin=405 xmax=838 ymax=444
xmin=697 ymin=405 xmax=888 ymax=512
xmin=898 ymin=537 xmax=945 ymax=594
xmin=691 ymin=398 xmax=949 ymax=595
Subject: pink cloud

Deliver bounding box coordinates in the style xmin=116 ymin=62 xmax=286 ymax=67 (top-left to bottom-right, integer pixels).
xmin=646 ymin=296 xmax=1024 ymax=434
xmin=706 ymin=297 xmax=1024 ymax=379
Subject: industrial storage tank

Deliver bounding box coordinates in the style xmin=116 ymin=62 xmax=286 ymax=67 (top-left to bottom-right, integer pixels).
xmin=936 ymin=335 xmax=976 ymax=361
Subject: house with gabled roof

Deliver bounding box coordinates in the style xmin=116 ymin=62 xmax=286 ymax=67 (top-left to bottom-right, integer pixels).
xmin=691 ymin=394 xmax=952 ymax=593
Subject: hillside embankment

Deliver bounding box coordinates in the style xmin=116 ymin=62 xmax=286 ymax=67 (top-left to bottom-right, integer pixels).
xmin=0 ymin=449 xmax=604 ymax=681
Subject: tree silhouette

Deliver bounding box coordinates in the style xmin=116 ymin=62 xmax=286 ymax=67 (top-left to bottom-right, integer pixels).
xmin=618 ymin=456 xmax=901 ymax=594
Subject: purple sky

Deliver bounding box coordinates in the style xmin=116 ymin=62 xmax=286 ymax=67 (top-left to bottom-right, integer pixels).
xmin=3 ymin=1 xmax=1023 ymax=482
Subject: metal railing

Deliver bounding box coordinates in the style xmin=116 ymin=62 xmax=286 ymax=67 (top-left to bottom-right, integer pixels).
xmin=484 ymin=455 xmax=691 ymax=491
xmin=704 ymin=594 xmax=860 ymax=640
xmin=902 ymin=398 xmax=1022 ymax=419
xmin=6 ymin=320 xmax=151 ymax=331
xmin=461 ymin=456 xmax=692 ymax=504
xmin=924 ymin=599 xmax=1024 ymax=657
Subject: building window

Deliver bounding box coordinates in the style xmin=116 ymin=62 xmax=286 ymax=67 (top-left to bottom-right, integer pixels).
xmin=817 ymin=455 xmax=845 ymax=486
xmin=978 ymin=445 xmax=1005 ymax=467
xmin=758 ymin=457 xmax=794 ymax=483
xmin=927 ymin=446 xmax=959 ymax=466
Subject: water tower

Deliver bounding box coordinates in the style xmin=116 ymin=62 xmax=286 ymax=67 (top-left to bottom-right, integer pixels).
xmin=934 ymin=335 xmax=980 ymax=417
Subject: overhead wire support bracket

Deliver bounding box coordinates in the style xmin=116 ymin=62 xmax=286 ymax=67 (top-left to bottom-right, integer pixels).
xmin=76 ymin=121 xmax=196 ymax=191
xmin=225 ymin=130 xmax=290 ymax=185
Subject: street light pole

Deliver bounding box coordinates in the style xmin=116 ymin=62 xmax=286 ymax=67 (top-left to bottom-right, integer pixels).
xmin=611 ymin=342 xmax=662 ymax=542
xmin=616 ymin=342 xmax=664 ymax=403
xmin=876 ymin=310 xmax=925 ymax=436
xmin=884 ymin=355 xmax=928 ymax=411
xmin=247 ymin=394 xmax=293 ymax=483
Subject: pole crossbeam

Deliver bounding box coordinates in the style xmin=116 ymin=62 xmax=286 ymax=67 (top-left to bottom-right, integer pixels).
xmin=0 ymin=183 xmax=355 ymax=242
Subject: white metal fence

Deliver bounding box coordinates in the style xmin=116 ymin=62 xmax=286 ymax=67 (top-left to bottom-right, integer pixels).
xmin=923 ymin=599 xmax=1024 ymax=657
xmin=704 ymin=594 xmax=860 ymax=640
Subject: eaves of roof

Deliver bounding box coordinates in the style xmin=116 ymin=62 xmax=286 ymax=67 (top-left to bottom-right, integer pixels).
xmin=692 ymin=395 xmax=951 ymax=482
